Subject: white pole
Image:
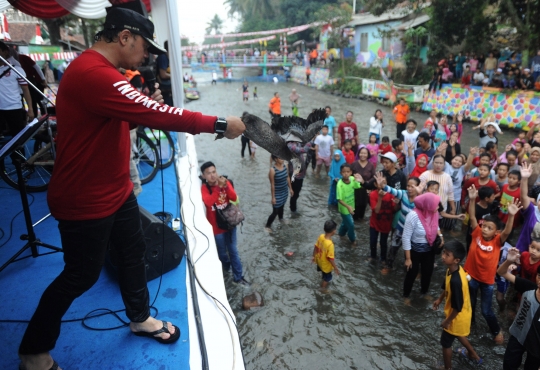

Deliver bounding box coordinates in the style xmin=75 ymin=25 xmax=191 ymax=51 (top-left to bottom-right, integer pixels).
xmin=352 ymin=0 xmax=356 ymax=15
xmin=151 ymin=0 xmax=187 ymax=157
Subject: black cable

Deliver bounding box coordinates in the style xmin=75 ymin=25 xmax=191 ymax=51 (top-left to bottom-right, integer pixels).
xmin=0 ymin=130 xmax=169 ymax=332
xmin=180 ymin=147 xmax=247 ymax=366
xmin=0 ymin=192 xmax=34 ymax=249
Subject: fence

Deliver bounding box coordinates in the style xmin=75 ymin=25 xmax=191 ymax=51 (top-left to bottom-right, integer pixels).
xmin=423 ymin=84 xmax=540 ymax=128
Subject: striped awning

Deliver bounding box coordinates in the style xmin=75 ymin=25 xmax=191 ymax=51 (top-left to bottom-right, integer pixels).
xmin=29 ymin=52 xmax=78 ymax=61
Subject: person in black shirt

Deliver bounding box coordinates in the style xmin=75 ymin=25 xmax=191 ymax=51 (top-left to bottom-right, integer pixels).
xmin=497 ymin=248 xmax=540 ymax=370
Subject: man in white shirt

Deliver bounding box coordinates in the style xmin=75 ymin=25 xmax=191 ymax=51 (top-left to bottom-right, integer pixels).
xmin=314 ymin=125 xmax=334 ymax=176
xmin=0 ymin=41 xmax=34 ymax=138
xmin=473 ymin=70 xmax=485 ymax=86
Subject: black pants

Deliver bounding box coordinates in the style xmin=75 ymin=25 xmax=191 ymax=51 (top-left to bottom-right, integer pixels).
xmin=19 ymin=192 xmax=150 ymax=354
xmin=290 ymin=178 xmax=304 ymax=212
xmin=266 ymin=205 xmax=284 ymax=227
xmin=396 ymin=122 xmax=406 ymax=139
xmin=29 ymin=85 xmax=45 ymax=117
xmin=0 ymin=108 xmax=26 ymax=136
xmin=403 ymin=248 xmax=435 ymax=297
xmin=241 ymin=135 xmax=252 ymax=158
xmin=369 ymin=227 xmax=389 ymax=261
xmin=305 ymin=149 xmax=316 ymax=171
xmin=503 ymin=335 xmax=540 ymax=370
xmin=353 ymin=187 xmax=368 ymax=220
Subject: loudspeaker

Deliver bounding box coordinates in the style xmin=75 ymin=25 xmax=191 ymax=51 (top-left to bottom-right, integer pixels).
xmin=108 ymin=206 xmax=185 ymax=281
xmin=139 ymin=206 xmax=185 ymax=281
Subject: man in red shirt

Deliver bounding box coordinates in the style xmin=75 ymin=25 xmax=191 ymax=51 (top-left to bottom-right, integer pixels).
xmin=200 ymin=162 xmax=248 ymax=285
xmin=337 ymin=111 xmax=358 ymax=148
xmin=18 ymin=8 xmax=245 ymax=370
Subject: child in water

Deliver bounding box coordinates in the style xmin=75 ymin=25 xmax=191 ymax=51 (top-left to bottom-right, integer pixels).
xmin=312 ymin=220 xmax=340 ymax=289
xmin=328 ymin=150 xmax=345 ymax=205
xmin=337 ymin=164 xmax=363 ymax=246
xmin=432 ymin=240 xmax=482 ymax=369
xmin=249 ymin=140 xmax=257 ymax=159
xmin=265 ymin=155 xmax=293 ymax=232
xmin=366 ymin=134 xmax=379 ymax=167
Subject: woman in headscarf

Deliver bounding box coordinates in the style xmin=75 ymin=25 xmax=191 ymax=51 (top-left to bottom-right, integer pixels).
xmin=328 ymin=150 xmax=345 ymax=206
xmin=402 ymin=192 xmax=443 ymax=302
xmin=441 ymin=67 xmax=453 ymax=84
xmin=406 ymin=153 xmax=429 ymax=179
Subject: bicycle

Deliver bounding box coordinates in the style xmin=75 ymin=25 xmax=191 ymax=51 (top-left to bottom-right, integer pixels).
xmin=139 ymin=127 xmax=175 ymax=169
xmin=0 ymin=115 xmax=161 ymax=191
xmin=132 ymin=130 xmax=160 ymax=184
xmin=0 ymin=112 xmax=56 ymax=192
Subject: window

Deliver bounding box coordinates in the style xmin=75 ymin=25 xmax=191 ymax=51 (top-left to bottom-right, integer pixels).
xmin=382 ymin=36 xmax=391 ymax=52
xmin=360 ymin=33 xmax=368 ymax=52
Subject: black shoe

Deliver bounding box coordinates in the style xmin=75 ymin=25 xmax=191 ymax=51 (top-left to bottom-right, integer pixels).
xmin=235 ymin=277 xmax=250 ymax=286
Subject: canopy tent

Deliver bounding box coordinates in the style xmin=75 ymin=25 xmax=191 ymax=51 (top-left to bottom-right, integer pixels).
xmin=6 ymin=0 xmax=151 ymax=18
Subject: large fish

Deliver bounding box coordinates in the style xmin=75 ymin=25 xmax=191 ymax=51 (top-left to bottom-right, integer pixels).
xmin=238 ymin=108 xmax=326 ymax=161
xmin=238 ymin=109 xmax=327 ymax=180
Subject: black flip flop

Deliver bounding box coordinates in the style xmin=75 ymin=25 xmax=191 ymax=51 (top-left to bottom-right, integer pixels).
xmin=132 ymin=320 xmax=180 ymax=344
xmin=19 ymin=360 xmax=59 ymax=370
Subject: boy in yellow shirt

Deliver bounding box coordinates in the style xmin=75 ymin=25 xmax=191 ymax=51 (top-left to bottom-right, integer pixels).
xmin=312 ymin=220 xmax=340 ymax=289
xmin=433 ymin=240 xmax=482 ymax=369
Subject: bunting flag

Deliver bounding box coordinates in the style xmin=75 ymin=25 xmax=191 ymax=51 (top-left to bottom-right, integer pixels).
xmin=0 ymin=12 xmax=10 ymax=40
xmin=182 ymin=35 xmax=276 ymax=51
xmin=34 ymin=24 xmax=43 ymax=44
xmin=204 ymin=22 xmax=321 ymax=39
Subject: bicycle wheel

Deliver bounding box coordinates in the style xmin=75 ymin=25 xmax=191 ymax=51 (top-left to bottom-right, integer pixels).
xmin=142 ymin=128 xmax=175 ymax=169
xmin=133 ymin=132 xmax=159 ymax=184
xmin=0 ymin=140 xmax=54 ymax=192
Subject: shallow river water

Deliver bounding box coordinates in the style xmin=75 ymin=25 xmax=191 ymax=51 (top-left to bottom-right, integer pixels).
xmin=188 ymin=78 xmax=514 ymax=370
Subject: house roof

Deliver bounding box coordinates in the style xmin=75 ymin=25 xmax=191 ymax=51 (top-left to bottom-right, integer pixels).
xmin=348 ymin=3 xmax=430 ymax=27
xmin=396 ymin=14 xmax=430 ymax=30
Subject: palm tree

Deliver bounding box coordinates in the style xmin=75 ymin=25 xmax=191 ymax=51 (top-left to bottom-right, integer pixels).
xmin=205 ymin=14 xmax=224 ymax=35
xmin=225 ymin=0 xmax=274 ymax=18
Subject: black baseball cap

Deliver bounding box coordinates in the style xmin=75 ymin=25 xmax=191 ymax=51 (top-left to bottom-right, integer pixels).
xmin=103 ymin=7 xmax=166 ymax=55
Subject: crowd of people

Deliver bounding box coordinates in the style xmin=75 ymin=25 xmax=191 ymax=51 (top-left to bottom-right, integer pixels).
xmin=429 ymin=49 xmax=540 ymax=91
xmin=219 ymin=97 xmax=540 ymax=369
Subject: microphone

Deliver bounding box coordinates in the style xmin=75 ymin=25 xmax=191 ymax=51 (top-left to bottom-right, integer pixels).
xmin=147 ymin=76 xmax=156 ymax=96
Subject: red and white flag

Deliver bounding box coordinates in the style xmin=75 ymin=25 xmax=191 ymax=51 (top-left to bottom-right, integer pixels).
xmin=1 ymin=13 xmax=11 ymax=41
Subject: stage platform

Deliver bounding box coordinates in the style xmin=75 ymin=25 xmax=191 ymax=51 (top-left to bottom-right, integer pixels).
xmin=0 ymin=161 xmax=189 ymax=369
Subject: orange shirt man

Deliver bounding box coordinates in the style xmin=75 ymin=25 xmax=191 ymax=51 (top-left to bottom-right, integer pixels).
xmin=269 ymin=92 xmax=281 ymax=117
xmin=393 ymin=98 xmax=410 ymax=138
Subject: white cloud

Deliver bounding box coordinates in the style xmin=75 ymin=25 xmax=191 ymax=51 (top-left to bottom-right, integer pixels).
xmin=176 ymin=0 xmax=239 ymax=44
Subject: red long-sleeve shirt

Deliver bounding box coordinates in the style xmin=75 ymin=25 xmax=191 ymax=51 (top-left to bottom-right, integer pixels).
xmin=48 ymin=50 xmax=217 ymax=220
xmin=201 ymin=181 xmax=238 ymax=235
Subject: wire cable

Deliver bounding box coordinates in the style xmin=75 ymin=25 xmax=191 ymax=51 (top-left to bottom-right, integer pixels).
xmin=178 ymin=137 xmax=246 ymax=369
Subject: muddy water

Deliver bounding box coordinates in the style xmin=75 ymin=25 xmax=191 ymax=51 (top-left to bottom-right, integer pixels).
xmin=188 ymin=79 xmax=513 ymax=369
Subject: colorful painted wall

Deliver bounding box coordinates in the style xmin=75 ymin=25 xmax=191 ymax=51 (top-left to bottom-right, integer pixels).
xmin=353 ymin=23 xmax=403 ymax=68
xmin=291 ymin=66 xmax=331 ymax=89
xmin=423 ymin=84 xmax=540 ymax=129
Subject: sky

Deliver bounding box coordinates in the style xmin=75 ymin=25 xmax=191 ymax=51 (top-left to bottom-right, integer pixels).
xmin=177 ymin=0 xmax=239 ymax=44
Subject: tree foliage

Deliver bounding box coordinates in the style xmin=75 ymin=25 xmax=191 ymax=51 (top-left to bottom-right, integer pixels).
xmin=498 ymin=0 xmax=540 ymax=59
xmin=206 ymin=14 xmax=224 ymax=35
xmin=426 ymin=0 xmax=495 ymax=60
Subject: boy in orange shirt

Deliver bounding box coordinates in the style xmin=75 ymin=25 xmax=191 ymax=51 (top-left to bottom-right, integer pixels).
xmin=312 ymin=220 xmax=340 ymax=289
xmin=466 ymin=184 xmax=521 ymax=344
xmin=393 ymin=98 xmax=410 ymax=139
xmin=268 ymin=92 xmax=281 ymax=121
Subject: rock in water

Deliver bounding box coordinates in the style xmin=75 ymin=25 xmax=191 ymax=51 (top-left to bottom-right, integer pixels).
xmin=242 ymin=291 xmax=264 ymax=310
